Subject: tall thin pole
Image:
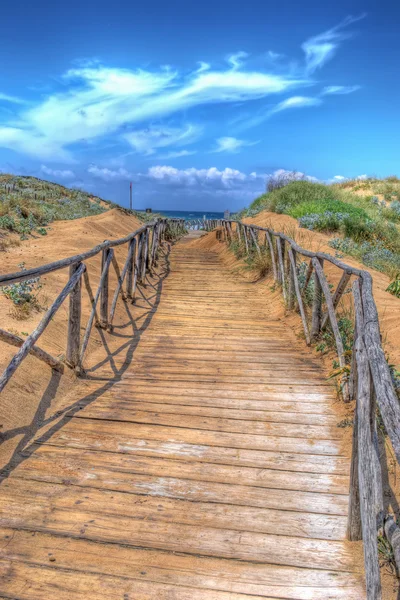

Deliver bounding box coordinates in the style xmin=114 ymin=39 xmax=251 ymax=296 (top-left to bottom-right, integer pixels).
xmin=129 ymin=181 xmax=132 ymax=210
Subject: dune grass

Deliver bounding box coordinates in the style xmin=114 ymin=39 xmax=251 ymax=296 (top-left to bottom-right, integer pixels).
xmin=240 ymin=179 xmax=400 ymax=278
xmin=0 ymin=174 xmax=109 ymax=238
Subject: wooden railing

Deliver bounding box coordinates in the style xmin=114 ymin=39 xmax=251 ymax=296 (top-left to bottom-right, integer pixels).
xmin=0 ymin=218 xmax=185 ymax=393
xmin=184 ymin=219 xmax=224 ymax=230
xmin=213 ymin=218 xmax=400 ymax=600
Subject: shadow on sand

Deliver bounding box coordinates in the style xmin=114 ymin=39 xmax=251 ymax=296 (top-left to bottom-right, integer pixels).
xmin=0 ymin=246 xmax=171 ymax=482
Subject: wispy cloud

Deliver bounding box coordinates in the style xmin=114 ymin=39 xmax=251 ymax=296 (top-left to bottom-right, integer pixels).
xmin=0 ymin=92 xmax=26 ymax=105
xmin=0 ymin=62 xmax=302 ymax=161
xmin=267 ymin=50 xmax=284 ymax=61
xmin=157 ymin=149 xmax=197 ymax=159
xmin=302 ymin=14 xmax=366 ymax=73
xmin=211 ymin=136 xmax=258 ymax=153
xmin=226 ymin=51 xmax=249 ymax=70
xmin=0 ymin=16 xmax=364 ymax=163
xmin=271 ymin=95 xmax=323 ymax=113
xmin=321 ymin=85 xmax=360 ymax=95
xmin=234 ymin=95 xmax=322 ymax=130
xmin=124 ymin=124 xmax=201 ymax=155
xmin=88 ymin=165 xmax=132 ymax=181
xmin=40 ymin=165 xmax=75 ymax=179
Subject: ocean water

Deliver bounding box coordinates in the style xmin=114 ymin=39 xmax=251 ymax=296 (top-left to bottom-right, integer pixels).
xmin=155 ymin=210 xmax=225 ymax=220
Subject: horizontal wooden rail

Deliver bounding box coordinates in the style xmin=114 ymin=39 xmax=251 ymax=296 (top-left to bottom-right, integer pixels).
xmin=0 ymin=218 xmax=185 ymax=389
xmin=0 ymin=328 xmax=64 ymax=372
xmin=210 ymin=217 xmax=400 ymax=600
xmin=0 ymin=219 xmax=184 ymax=287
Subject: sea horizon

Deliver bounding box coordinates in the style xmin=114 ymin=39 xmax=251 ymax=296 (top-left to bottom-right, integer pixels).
xmin=154 ymin=209 xmax=226 ymax=220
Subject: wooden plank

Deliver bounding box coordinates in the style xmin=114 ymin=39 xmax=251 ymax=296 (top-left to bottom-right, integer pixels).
xmin=0 ymin=493 xmax=355 ymax=570
xmin=13 ymin=445 xmax=349 ymax=496
xmin=0 ymin=558 xmax=364 ymax=600
xmin=86 ymin=398 xmax=340 ymax=425
xmin=101 ymin=391 xmax=337 ymax=413
xmin=1 ymin=477 xmax=348 ymax=540
xmin=43 ymin=437 xmax=348 ymax=473
xmin=50 ymin=417 xmax=344 ymax=455
xmin=0 ymin=529 xmax=364 ymax=599
xmin=74 ymin=406 xmax=340 ymax=440
xmin=0 ymin=232 xmax=365 ymax=599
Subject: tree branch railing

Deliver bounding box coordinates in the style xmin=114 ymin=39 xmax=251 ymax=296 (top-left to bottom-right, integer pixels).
xmin=184 ymin=219 xmax=224 ymax=231
xmin=212 ymin=218 xmax=400 ymax=600
xmin=0 ymin=218 xmax=185 ymax=392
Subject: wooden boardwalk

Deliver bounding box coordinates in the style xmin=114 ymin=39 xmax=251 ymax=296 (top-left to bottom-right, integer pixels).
xmin=0 ymin=234 xmax=365 ymax=599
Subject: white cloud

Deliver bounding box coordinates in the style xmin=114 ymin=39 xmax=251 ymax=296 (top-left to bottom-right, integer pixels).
xmin=270 ymin=168 xmax=318 ymax=183
xmin=322 ymin=85 xmax=360 ymax=95
xmin=157 ymin=149 xmax=197 ymax=159
xmin=333 ymin=175 xmax=346 ymax=180
xmin=124 ymin=124 xmax=201 ymax=155
xmin=0 ymin=19 xmax=362 ymax=162
xmin=302 ymin=14 xmax=366 ymax=73
xmin=356 ymin=174 xmax=368 ymax=180
xmin=0 ymin=61 xmax=304 ymax=161
xmin=272 ymin=96 xmax=322 ymax=113
xmin=88 ymin=165 xmax=132 ymax=181
xmin=211 ymin=136 xmax=257 ymax=153
xmin=40 ymin=165 xmax=75 ymax=179
xmin=145 ymin=165 xmax=261 ymax=188
xmin=227 ymin=51 xmax=249 ymax=70
xmin=267 ymin=51 xmax=284 ymax=61
xmin=0 ymin=92 xmax=26 ymax=105
xmin=196 ymin=62 xmax=211 ymax=73
xmin=0 ymin=126 xmax=73 ymax=161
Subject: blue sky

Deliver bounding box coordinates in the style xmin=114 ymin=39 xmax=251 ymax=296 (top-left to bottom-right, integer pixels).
xmin=0 ymin=0 xmax=398 ymax=211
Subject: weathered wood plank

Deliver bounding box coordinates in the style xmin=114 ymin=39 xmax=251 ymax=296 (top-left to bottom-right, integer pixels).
xmin=0 ymin=529 xmax=365 ymax=599
xmin=0 ymin=233 xmax=365 ymax=599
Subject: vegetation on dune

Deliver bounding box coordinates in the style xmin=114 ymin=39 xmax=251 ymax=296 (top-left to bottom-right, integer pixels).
xmin=387 ymin=274 xmax=400 ymax=298
xmin=2 ymin=262 xmax=45 ymax=320
xmin=240 ymin=176 xmax=400 ymax=279
xmin=0 ymin=174 xmax=109 ymax=239
xmin=0 ymin=173 xmax=159 ymax=244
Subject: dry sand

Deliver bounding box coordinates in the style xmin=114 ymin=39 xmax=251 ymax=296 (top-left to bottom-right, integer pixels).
xmin=0 ymin=208 xmax=148 ymax=470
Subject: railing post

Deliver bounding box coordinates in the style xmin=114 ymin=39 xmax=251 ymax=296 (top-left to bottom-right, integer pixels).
xmin=347 ymin=397 xmax=362 ymax=540
xmin=276 ymin=237 xmax=286 ymax=300
xmin=141 ymin=228 xmax=150 ymax=283
xmin=265 ymin=231 xmax=278 ymax=281
xmin=151 ymin=223 xmax=159 ymax=267
xmin=243 ymin=226 xmax=249 ymax=254
xmin=288 ymin=248 xmax=296 ymax=310
xmin=311 ymin=257 xmax=324 ymax=340
xmin=66 ymin=262 xmax=82 ymax=368
xmin=100 ymin=248 xmax=111 ymax=328
xmin=126 ymin=237 xmax=136 ymax=299
xmin=131 ymin=233 xmax=143 ymax=304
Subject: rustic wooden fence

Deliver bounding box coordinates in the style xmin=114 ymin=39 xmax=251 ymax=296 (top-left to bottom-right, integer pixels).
xmin=214 ymin=218 xmax=400 ymax=600
xmin=184 ymin=219 xmax=223 ymax=230
xmin=0 ymin=218 xmax=185 ymax=393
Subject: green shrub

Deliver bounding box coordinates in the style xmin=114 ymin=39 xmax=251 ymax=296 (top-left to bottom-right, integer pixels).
xmin=387 ymin=275 xmax=400 ymax=298
xmin=0 ymin=174 xmax=110 ymax=237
